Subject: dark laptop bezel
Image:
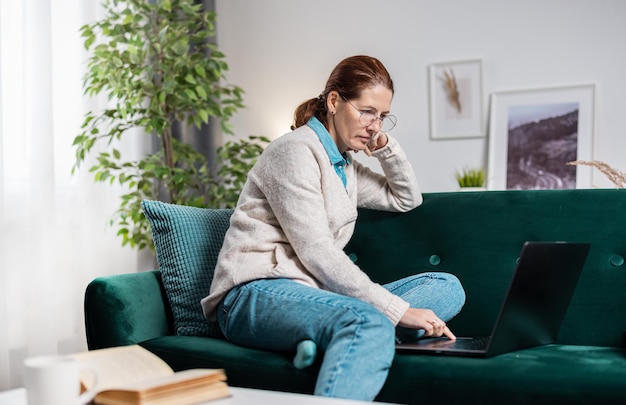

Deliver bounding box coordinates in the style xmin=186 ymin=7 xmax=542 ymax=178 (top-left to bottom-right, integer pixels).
xmin=395 ymin=241 xmax=591 ymax=358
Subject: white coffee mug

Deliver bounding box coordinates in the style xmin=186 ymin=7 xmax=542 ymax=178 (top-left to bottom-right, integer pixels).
xmin=23 ymin=355 xmax=98 ymax=405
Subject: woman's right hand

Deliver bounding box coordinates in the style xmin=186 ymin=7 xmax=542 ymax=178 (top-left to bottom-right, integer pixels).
xmin=398 ymin=308 xmax=456 ymax=340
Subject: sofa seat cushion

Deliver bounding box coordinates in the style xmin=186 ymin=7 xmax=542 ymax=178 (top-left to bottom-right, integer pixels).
xmin=139 ymin=335 xmax=318 ymax=395
xmin=140 ymin=336 xmax=626 ymax=404
xmin=383 ymin=345 xmax=626 ymax=404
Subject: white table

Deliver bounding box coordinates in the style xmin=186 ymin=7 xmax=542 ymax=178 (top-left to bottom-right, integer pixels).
xmin=0 ymin=386 xmax=398 ymax=404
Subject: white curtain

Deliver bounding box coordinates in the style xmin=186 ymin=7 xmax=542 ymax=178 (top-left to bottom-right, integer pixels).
xmin=0 ymin=0 xmax=145 ymax=390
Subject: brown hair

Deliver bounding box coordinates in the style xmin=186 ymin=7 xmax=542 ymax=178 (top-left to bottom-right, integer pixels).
xmin=291 ymin=55 xmax=394 ymax=130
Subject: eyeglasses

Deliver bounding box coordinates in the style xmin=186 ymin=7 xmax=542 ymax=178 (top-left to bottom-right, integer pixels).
xmin=341 ymin=97 xmax=397 ymax=132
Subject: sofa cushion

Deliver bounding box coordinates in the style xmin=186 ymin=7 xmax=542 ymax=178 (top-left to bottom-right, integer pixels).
xmin=142 ymin=200 xmax=233 ymax=337
xmin=346 ymin=190 xmax=626 ymax=347
xmin=140 ymin=336 xmax=318 ymax=395
xmin=139 ymin=336 xmax=626 ymax=404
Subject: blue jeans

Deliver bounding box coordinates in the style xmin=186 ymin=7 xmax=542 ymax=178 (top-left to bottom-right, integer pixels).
xmin=216 ymin=273 xmax=465 ymax=400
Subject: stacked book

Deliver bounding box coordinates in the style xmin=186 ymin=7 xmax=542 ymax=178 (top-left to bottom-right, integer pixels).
xmin=70 ymin=345 xmax=230 ymax=405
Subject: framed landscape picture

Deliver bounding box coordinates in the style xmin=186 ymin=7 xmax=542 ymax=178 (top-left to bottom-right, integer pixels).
xmin=429 ymin=59 xmax=483 ymax=139
xmin=487 ymin=84 xmax=595 ymax=190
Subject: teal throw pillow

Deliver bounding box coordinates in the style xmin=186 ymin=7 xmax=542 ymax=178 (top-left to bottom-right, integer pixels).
xmin=142 ymin=200 xmax=233 ymax=338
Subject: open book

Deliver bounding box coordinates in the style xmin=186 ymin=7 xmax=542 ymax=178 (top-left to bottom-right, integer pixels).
xmin=70 ymin=345 xmax=230 ymax=405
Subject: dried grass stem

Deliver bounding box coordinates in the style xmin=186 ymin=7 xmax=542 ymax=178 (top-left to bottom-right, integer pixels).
xmin=567 ymin=160 xmax=626 ymax=188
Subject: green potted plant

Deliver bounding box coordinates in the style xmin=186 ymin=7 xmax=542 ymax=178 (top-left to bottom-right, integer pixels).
xmin=72 ymin=0 xmax=268 ymax=251
xmin=455 ymin=167 xmax=486 ymax=191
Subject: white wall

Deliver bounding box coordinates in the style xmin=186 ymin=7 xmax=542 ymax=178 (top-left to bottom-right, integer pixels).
xmin=216 ymin=0 xmax=626 ymax=192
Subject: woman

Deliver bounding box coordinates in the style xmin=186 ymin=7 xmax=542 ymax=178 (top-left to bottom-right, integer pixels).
xmin=201 ymin=55 xmax=465 ymax=400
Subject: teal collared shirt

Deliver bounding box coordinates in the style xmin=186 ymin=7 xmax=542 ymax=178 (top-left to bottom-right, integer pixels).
xmin=307 ymin=117 xmax=351 ymax=188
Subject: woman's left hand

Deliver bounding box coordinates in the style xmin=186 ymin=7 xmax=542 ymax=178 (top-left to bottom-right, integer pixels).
xmin=364 ymin=132 xmax=388 ymax=156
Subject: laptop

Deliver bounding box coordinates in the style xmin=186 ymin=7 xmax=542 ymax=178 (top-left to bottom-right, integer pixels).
xmin=396 ymin=241 xmax=591 ymax=358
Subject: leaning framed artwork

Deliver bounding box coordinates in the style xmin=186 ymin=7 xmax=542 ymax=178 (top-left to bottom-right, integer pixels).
xmin=429 ymin=59 xmax=483 ymax=139
xmin=487 ymin=84 xmax=595 ymax=190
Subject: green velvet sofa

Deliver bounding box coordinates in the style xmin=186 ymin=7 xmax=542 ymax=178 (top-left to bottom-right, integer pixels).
xmin=84 ymin=189 xmax=626 ymax=404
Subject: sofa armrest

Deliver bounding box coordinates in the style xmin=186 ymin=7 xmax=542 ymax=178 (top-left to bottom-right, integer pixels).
xmin=84 ymin=270 xmax=173 ymax=350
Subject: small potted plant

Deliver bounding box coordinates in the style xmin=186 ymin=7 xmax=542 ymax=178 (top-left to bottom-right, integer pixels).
xmin=455 ymin=167 xmax=486 ymax=191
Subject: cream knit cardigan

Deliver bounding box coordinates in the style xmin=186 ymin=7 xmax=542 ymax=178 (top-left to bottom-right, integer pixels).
xmin=201 ymin=124 xmax=422 ymax=326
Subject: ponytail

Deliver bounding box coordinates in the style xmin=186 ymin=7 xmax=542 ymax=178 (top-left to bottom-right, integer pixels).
xmin=291 ymin=94 xmax=327 ymax=130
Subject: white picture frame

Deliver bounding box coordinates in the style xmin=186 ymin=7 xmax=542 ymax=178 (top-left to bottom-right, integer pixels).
xmin=487 ymin=84 xmax=595 ymax=190
xmin=429 ymin=59 xmax=483 ymax=139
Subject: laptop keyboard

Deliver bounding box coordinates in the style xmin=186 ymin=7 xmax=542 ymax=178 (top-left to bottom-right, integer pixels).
xmin=452 ymin=336 xmax=490 ymax=350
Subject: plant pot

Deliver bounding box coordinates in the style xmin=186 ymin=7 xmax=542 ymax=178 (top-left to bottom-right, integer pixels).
xmin=457 ymin=187 xmax=486 ymax=192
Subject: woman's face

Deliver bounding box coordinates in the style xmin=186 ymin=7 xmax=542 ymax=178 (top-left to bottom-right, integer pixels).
xmin=327 ymin=84 xmax=393 ymax=154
